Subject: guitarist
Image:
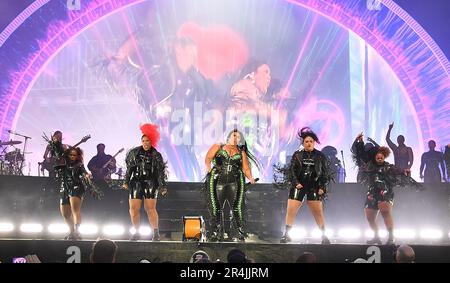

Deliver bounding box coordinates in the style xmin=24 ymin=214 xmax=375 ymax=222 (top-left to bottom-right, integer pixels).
xmin=42 ymin=132 xmax=91 ymax=178
xmin=42 ymin=131 xmax=68 ymax=178
xmin=87 ymin=144 xmax=117 ymax=182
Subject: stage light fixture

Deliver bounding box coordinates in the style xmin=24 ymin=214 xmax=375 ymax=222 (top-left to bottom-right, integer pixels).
xmin=364 ymin=229 xmax=387 ymax=238
xmin=311 ymin=228 xmax=334 ymax=238
xmin=288 ymin=227 xmax=307 ymax=239
xmin=338 ymin=228 xmax=361 ymax=239
xmin=394 ymin=229 xmax=416 ymax=239
xmin=420 ymin=229 xmax=443 ymax=239
xmin=48 ymin=223 xmax=70 ymax=234
xmin=79 ymin=223 xmax=98 ymax=235
xmin=0 ymin=223 xmax=14 ymax=232
xmin=20 ymin=223 xmax=43 ymax=233
xmin=103 ymin=224 xmax=125 ymax=236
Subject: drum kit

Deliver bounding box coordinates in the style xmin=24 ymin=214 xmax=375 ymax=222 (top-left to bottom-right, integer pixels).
xmin=0 ymin=130 xmax=31 ymax=176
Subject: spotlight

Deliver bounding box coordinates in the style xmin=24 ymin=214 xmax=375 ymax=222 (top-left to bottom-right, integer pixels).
xmin=139 ymin=226 xmax=152 ymax=236
xmin=79 ymin=224 xmax=98 ymax=235
xmin=338 ymin=228 xmax=361 ymax=239
xmin=103 ymin=224 xmax=125 ymax=236
xmin=420 ymin=229 xmax=443 ymax=239
xmin=0 ymin=223 xmax=14 ymax=232
xmin=311 ymin=228 xmax=334 ymax=238
xmin=20 ymin=223 xmax=43 ymax=233
xmin=48 ymin=223 xmax=70 ymax=234
xmin=364 ymin=229 xmax=387 ymax=238
xmin=288 ymin=227 xmax=307 ymax=240
xmin=129 ymin=226 xmax=152 ymax=236
xmin=394 ymin=229 xmax=416 ymax=239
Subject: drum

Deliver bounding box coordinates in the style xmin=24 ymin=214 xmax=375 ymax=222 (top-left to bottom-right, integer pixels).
xmin=5 ymin=149 xmax=24 ymax=162
xmin=182 ymin=216 xmax=205 ymax=242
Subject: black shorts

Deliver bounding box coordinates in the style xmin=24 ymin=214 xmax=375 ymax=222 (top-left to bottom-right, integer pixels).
xmin=364 ymin=186 xmax=394 ymax=209
xmin=288 ymin=186 xmax=323 ymax=201
xmin=60 ymin=184 xmax=85 ymax=205
xmin=129 ymin=180 xmax=158 ymax=200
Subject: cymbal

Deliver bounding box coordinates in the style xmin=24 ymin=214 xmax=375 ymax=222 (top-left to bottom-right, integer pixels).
xmin=0 ymin=140 xmax=22 ymax=146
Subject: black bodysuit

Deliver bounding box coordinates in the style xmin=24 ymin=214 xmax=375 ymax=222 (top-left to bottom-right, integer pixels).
xmin=125 ymin=146 xmax=167 ymax=199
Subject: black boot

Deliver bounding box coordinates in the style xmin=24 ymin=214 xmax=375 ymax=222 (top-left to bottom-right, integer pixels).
xmin=129 ymin=233 xmax=140 ymax=241
xmin=232 ymin=227 xmax=246 ymax=242
xmin=209 ymin=225 xmax=223 ymax=242
xmin=280 ymin=225 xmax=292 ymax=243
xmin=152 ymin=229 xmax=160 ymax=241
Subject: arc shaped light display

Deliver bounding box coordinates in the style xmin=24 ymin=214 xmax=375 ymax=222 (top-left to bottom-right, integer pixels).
xmin=0 ymin=0 xmax=449 ymax=144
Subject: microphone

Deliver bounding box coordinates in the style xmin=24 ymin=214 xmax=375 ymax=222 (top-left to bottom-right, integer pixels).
xmin=246 ymin=178 xmax=259 ymax=185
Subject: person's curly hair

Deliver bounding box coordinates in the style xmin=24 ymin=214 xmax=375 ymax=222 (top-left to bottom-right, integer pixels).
xmin=377 ymin=146 xmax=391 ymax=158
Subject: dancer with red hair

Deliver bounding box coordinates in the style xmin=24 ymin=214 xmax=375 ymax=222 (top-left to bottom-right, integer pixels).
xmin=123 ymin=124 xmax=168 ymax=241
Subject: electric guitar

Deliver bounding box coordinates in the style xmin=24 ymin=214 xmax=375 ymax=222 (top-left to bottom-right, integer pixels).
xmin=41 ymin=135 xmax=91 ymax=172
xmin=90 ymin=148 xmax=124 ymax=180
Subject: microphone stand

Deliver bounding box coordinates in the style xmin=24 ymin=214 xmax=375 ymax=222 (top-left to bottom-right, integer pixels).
xmin=340 ymin=150 xmax=346 ymax=182
xmin=10 ymin=130 xmax=32 ymax=175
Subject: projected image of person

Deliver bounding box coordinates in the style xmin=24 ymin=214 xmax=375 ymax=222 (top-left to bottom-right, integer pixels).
xmin=157 ymin=36 xmax=214 ymax=182
xmin=228 ymin=60 xmax=291 ymax=180
xmin=359 ymin=146 xmax=420 ymax=245
xmin=97 ymin=28 xmax=213 ymax=182
xmin=419 ymin=140 xmax=446 ymax=183
xmin=123 ymin=124 xmax=168 ymax=241
xmin=277 ymin=127 xmax=332 ymax=244
xmin=385 ymin=122 xmax=414 ymax=172
xmin=204 ymin=129 xmax=259 ymax=242
xmin=58 ymin=147 xmax=92 ymax=240
xmin=230 ymin=60 xmax=271 ymax=110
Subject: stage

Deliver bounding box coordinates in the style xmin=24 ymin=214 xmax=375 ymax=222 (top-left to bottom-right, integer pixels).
xmin=0 ymin=175 xmax=449 ymax=263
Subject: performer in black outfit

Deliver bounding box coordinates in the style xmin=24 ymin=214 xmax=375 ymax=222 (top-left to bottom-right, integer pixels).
xmin=123 ymin=124 xmax=168 ymax=241
xmin=358 ymin=146 xmax=419 ymax=245
xmin=42 ymin=131 xmax=68 ymax=178
xmin=204 ymin=129 xmax=258 ymax=242
xmin=278 ymin=127 xmax=332 ymax=244
xmin=58 ymin=147 xmax=94 ymax=240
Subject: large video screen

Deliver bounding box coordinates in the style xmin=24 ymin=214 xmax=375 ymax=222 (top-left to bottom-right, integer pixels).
xmin=12 ymin=0 xmax=423 ymax=182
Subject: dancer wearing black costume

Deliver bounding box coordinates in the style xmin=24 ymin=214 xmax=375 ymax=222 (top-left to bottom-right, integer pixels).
xmin=58 ymin=147 xmax=99 ymax=240
xmin=123 ymin=124 xmax=167 ymax=241
xmin=278 ymin=127 xmax=332 ymax=244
